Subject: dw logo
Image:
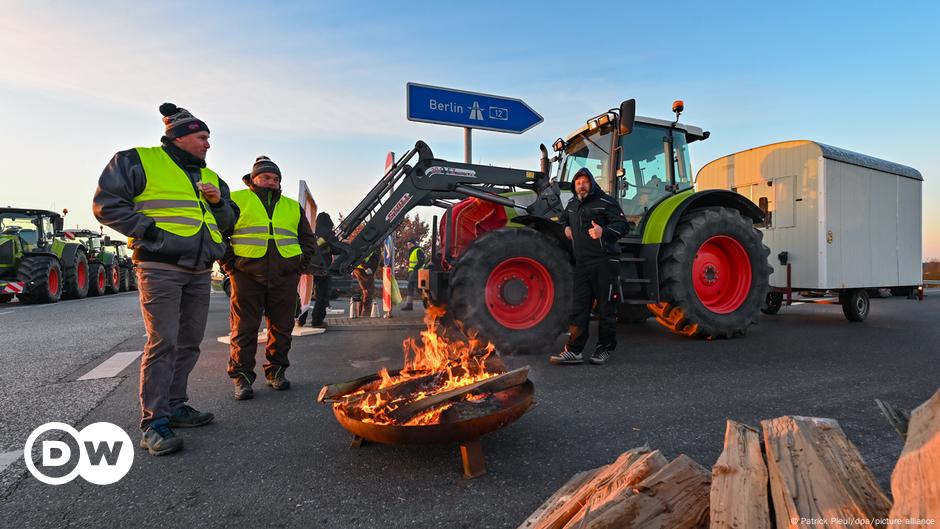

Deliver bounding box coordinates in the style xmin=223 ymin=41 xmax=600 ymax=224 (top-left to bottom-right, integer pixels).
xmin=24 ymin=422 xmax=134 ymax=485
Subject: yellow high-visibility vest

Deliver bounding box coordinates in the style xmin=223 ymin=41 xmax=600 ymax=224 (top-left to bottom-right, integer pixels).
xmin=132 ymin=146 xmax=222 ymax=244
xmin=408 ymin=247 xmax=426 ymax=272
xmin=229 ymin=189 xmax=302 ymax=258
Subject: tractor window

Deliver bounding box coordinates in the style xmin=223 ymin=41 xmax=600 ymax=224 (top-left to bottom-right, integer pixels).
xmin=0 ymin=215 xmax=40 ymax=246
xmin=560 ymin=126 xmax=613 ymax=193
xmin=618 ymin=124 xmax=693 ymax=219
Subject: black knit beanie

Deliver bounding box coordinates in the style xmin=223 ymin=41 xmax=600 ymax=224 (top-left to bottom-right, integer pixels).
xmin=250 ymin=156 xmax=281 ymax=179
xmin=160 ymin=102 xmax=209 ymax=139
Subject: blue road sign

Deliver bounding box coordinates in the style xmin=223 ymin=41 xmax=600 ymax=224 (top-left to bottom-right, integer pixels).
xmin=406 ymin=83 xmax=543 ymax=134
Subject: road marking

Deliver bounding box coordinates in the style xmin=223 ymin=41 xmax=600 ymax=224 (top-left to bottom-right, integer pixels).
xmin=0 ymin=311 xmax=12 ymax=315
xmin=77 ymin=351 xmax=143 ymax=380
xmin=0 ymin=450 xmax=21 ymax=473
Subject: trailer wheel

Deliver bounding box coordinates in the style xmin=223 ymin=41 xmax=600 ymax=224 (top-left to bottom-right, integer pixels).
xmin=450 ymin=228 xmax=572 ymax=355
xmin=88 ymin=263 xmax=106 ymax=297
xmin=650 ymin=207 xmax=771 ymax=338
xmin=761 ymin=292 xmax=783 ymax=315
xmin=63 ymin=249 xmax=89 ymax=299
xmin=17 ymin=255 xmax=62 ymax=304
xmin=839 ymin=289 xmax=869 ymax=322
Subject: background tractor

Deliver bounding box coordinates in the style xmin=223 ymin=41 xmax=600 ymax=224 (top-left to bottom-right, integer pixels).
xmin=63 ymin=229 xmax=120 ymax=296
xmin=103 ymin=238 xmax=137 ymax=292
xmin=0 ymin=208 xmax=90 ymax=304
xmin=327 ymin=99 xmax=771 ymax=354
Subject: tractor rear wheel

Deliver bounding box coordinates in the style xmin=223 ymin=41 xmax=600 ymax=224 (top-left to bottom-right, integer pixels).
xmin=649 ymin=207 xmax=771 ymax=338
xmin=105 ymin=264 xmax=120 ymax=294
xmin=88 ymin=263 xmax=106 ymax=297
xmin=17 ymin=255 xmax=63 ymax=304
xmin=63 ymin=249 xmax=89 ymax=299
xmin=449 ymin=228 xmax=572 ymax=355
xmin=118 ymin=266 xmax=128 ymax=292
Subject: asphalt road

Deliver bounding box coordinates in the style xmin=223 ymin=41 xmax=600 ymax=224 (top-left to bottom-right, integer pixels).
xmin=0 ymin=290 xmax=937 ymax=528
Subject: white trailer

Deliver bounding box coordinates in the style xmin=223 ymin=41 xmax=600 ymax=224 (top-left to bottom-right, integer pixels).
xmin=696 ymin=140 xmax=923 ymax=321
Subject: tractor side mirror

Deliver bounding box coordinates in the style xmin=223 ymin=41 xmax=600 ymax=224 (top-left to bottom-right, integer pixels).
xmin=618 ymin=99 xmax=636 ymax=136
xmin=53 ymin=217 xmax=64 ymax=232
xmin=103 ymin=235 xmax=111 ymax=245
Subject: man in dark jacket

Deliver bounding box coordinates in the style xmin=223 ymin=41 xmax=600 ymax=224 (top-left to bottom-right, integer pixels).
xmin=222 ymin=156 xmax=318 ymax=400
xmin=352 ymin=251 xmax=380 ymax=317
xmin=307 ymin=211 xmax=338 ymax=327
xmin=93 ymin=103 xmax=235 ymax=456
xmin=550 ymin=167 xmax=629 ymax=366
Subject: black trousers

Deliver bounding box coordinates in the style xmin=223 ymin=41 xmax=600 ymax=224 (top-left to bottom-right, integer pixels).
xmin=406 ymin=269 xmax=419 ymax=298
xmin=567 ymin=260 xmax=618 ymax=352
xmin=227 ymin=270 xmax=299 ymax=383
xmin=310 ymin=274 xmax=330 ymax=324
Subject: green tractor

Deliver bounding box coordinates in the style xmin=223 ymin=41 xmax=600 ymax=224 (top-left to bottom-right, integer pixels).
xmin=0 ymin=208 xmax=90 ymax=304
xmin=331 ymin=99 xmax=772 ymax=354
xmin=103 ymin=238 xmax=137 ymax=292
xmin=62 ymin=229 xmax=122 ymax=296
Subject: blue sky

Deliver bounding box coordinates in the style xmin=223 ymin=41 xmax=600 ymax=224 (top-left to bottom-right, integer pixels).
xmin=2 ymin=1 xmax=938 ymax=257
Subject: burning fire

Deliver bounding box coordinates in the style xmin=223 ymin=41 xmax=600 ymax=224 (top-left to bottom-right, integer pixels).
xmin=336 ymin=306 xmax=501 ymax=426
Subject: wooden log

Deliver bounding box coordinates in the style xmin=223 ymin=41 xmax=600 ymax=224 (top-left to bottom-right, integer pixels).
xmin=581 ymin=454 xmax=712 ymax=529
xmin=562 ymin=450 xmax=668 ymax=529
xmin=518 ymin=468 xmax=603 ymax=529
xmin=709 ymin=420 xmax=770 ymax=529
xmin=317 ymin=369 xmax=403 ymax=403
xmin=529 ymin=446 xmax=656 ymax=529
xmin=338 ymin=371 xmax=443 ymax=406
xmin=875 ymin=398 xmax=912 ymax=440
xmin=888 ymin=387 xmax=940 ymax=529
xmin=387 ymin=366 xmax=529 ymax=422
xmin=761 ymin=416 xmax=891 ymax=529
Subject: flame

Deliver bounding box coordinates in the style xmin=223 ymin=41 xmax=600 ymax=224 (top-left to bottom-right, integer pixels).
xmin=336 ymin=305 xmax=500 ymax=426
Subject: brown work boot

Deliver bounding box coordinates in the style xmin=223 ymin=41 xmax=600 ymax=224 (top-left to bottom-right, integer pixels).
xmin=233 ymin=376 xmax=254 ymax=400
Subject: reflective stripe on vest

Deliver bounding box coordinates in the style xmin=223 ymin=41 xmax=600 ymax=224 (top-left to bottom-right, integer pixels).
xmin=229 ymin=189 xmax=302 ymax=258
xmin=132 ymin=147 xmax=222 ymax=244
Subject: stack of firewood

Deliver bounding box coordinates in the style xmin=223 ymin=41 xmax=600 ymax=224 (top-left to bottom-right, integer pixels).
xmin=519 ymin=387 xmax=939 ymax=529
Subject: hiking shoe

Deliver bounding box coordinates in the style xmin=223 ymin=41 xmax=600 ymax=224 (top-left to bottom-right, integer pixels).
xmin=233 ymin=377 xmax=254 ymax=400
xmin=169 ymin=404 xmax=214 ymax=428
xmin=590 ymin=346 xmax=612 ymax=365
xmin=549 ymin=348 xmax=584 ymax=365
xmin=139 ymin=419 xmax=183 ymax=456
xmin=266 ymin=374 xmax=291 ymax=391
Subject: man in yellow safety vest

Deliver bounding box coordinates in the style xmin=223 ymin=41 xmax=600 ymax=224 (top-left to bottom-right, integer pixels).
xmin=222 ymin=156 xmax=318 ymax=401
xmin=401 ymin=240 xmax=426 ymax=311
xmin=93 ymin=103 xmax=235 ymax=456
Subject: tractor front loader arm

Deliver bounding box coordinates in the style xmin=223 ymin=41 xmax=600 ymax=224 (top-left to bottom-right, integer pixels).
xmin=329 ymin=140 xmax=546 ymax=274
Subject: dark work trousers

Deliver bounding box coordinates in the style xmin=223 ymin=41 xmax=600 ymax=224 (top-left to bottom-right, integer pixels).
xmin=310 ymin=274 xmax=330 ymax=325
xmin=566 ymin=260 xmax=619 ymax=352
xmin=351 ymin=268 xmax=375 ymax=317
xmin=406 ymin=269 xmax=419 ymax=298
xmin=227 ymin=269 xmax=300 ymax=384
xmin=137 ymin=268 xmax=211 ymax=431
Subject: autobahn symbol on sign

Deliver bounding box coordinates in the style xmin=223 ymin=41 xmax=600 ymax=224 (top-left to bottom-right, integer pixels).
xmin=406 ymin=83 xmax=543 ymax=134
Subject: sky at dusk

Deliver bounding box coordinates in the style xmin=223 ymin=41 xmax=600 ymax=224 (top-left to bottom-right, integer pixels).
xmin=2 ymin=1 xmax=937 ymax=257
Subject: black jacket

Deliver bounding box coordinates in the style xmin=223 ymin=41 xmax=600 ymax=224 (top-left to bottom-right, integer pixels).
xmin=220 ymin=175 xmax=318 ymax=285
xmin=93 ymin=141 xmax=236 ymax=271
xmin=560 ymin=171 xmax=630 ymax=266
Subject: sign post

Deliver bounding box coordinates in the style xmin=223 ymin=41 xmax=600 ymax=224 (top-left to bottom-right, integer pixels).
xmin=406 ymin=83 xmax=543 ymax=162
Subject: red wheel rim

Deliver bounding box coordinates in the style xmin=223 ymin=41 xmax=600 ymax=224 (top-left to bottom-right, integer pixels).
xmin=77 ymin=261 xmax=87 ymax=287
xmin=485 ymin=257 xmax=554 ymax=330
xmin=48 ymin=267 xmax=60 ymax=296
xmin=111 ymin=267 xmax=119 ymax=288
xmin=97 ymin=268 xmax=105 ymax=291
xmin=693 ymin=235 xmax=752 ymax=314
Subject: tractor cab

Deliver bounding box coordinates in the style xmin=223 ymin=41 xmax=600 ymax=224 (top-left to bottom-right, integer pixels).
xmin=0 ymin=208 xmax=63 ymax=252
xmin=554 ymin=100 xmax=709 ymax=230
